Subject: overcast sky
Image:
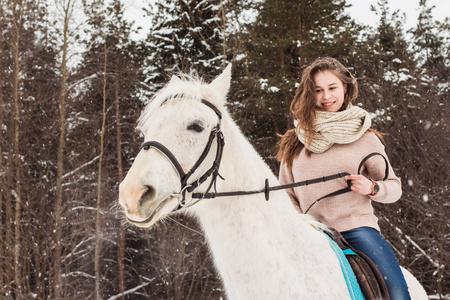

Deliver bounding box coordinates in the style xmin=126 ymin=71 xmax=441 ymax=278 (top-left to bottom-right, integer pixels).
xmin=346 ymin=0 xmax=449 ymax=31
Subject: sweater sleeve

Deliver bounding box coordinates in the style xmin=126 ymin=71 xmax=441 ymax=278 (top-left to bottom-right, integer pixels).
xmin=279 ymin=162 xmax=303 ymax=213
xmin=363 ymin=134 xmax=402 ymax=204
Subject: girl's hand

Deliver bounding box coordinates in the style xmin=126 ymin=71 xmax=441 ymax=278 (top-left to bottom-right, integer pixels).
xmin=344 ymin=175 xmax=373 ymax=196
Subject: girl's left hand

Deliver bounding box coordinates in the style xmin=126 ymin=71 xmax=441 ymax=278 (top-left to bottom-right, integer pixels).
xmin=344 ymin=175 xmax=373 ymax=195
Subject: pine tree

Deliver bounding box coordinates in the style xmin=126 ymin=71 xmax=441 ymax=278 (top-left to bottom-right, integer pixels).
xmin=230 ymin=0 xmax=360 ymax=170
xmin=369 ymin=0 xmax=416 ymax=106
xmin=350 ymin=2 xmax=449 ymax=296
xmin=405 ymin=1 xmax=450 ymax=295
xmin=411 ymin=0 xmax=449 ymax=84
xmin=145 ymin=0 xmax=227 ymax=89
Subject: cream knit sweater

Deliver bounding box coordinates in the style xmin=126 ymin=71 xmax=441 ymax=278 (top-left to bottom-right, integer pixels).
xmin=279 ymin=132 xmax=402 ymax=232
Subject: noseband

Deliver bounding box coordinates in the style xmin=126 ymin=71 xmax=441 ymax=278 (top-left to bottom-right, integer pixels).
xmin=140 ymin=99 xmax=225 ymax=210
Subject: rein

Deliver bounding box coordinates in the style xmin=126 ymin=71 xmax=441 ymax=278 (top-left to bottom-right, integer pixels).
xmin=191 ymin=152 xmax=389 ymax=214
xmin=139 ymin=98 xmax=389 ymax=214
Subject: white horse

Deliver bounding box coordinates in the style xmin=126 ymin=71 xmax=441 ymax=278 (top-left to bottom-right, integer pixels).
xmin=119 ymin=65 xmax=427 ymax=299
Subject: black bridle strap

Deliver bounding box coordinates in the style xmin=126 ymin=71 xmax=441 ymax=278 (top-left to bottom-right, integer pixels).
xmin=191 ymin=152 xmax=389 ymax=214
xmin=186 ymin=129 xmax=225 ymax=193
xmin=140 ymin=98 xmax=225 ymax=209
xmin=304 ymin=153 xmax=389 ymax=213
xmin=357 ymin=152 xmax=389 ymax=181
xmin=303 ymin=186 xmax=351 ymax=214
xmin=140 ymin=141 xmax=187 ymax=180
xmin=140 ymin=126 xmax=221 ymax=189
xmin=201 ymin=99 xmax=222 ymax=119
xmin=182 ymin=127 xmax=221 ymax=186
xmin=192 ymin=172 xmax=350 ymax=199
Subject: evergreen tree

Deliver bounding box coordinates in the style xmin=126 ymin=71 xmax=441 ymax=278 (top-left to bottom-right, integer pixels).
xmin=404 ymin=1 xmax=450 ymax=295
xmin=410 ymin=0 xmax=449 ymax=86
xmin=145 ymin=0 xmax=227 ymax=89
xmin=348 ymin=2 xmax=449 ymax=296
xmin=363 ymin=0 xmax=416 ymax=111
xmin=230 ymin=0 xmax=361 ymax=170
xmin=0 ymin=0 xmax=448 ymax=297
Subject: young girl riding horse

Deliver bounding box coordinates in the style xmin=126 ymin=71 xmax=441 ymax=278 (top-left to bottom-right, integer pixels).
xmin=278 ymin=57 xmax=411 ymax=299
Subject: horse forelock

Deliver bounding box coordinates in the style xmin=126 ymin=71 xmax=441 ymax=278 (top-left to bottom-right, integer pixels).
xmin=138 ymin=74 xmax=218 ymax=133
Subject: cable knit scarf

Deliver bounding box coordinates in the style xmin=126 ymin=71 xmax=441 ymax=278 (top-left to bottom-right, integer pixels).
xmin=294 ymin=104 xmax=372 ymax=153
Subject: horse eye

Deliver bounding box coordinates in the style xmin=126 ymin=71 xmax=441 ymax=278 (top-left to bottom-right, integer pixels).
xmin=187 ymin=122 xmax=204 ymax=133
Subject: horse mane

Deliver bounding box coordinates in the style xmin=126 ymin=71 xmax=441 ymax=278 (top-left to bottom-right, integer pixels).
xmin=301 ymin=214 xmax=331 ymax=234
xmin=138 ymin=72 xmax=211 ymax=134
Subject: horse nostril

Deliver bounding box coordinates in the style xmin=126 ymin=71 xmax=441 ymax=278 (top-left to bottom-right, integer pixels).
xmin=139 ymin=185 xmax=156 ymax=207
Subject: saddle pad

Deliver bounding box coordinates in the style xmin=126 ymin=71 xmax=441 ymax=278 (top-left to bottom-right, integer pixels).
xmin=326 ymin=234 xmax=366 ymax=300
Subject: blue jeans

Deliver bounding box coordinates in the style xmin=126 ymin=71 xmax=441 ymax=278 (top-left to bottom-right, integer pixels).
xmin=341 ymin=227 xmax=411 ymax=300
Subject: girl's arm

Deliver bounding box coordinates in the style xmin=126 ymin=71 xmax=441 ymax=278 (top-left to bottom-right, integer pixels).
xmin=279 ymin=162 xmax=304 ymax=213
xmin=346 ymin=133 xmax=402 ymax=203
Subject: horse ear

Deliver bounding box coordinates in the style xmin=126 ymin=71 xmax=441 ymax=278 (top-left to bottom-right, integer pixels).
xmin=210 ymin=64 xmax=232 ymax=99
xmin=170 ymin=75 xmax=182 ymax=83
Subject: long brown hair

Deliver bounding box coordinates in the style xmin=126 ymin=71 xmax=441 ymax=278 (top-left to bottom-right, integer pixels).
xmin=277 ymin=57 xmax=383 ymax=170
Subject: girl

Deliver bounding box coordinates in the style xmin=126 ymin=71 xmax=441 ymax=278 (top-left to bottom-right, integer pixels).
xmin=277 ymin=57 xmax=411 ymax=299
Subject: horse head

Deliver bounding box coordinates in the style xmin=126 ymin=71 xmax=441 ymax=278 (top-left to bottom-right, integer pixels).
xmin=119 ymin=65 xmax=232 ymax=227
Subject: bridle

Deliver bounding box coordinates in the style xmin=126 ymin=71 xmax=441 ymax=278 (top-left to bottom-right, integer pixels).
xmin=140 ymin=99 xmax=225 ymax=210
xmin=139 ymin=98 xmax=389 ymax=214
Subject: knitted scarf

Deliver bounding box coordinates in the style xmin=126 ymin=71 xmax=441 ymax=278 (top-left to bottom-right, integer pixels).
xmin=294 ymin=104 xmax=372 ymax=153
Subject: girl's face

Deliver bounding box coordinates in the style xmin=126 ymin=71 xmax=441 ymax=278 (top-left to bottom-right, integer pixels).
xmin=313 ymin=71 xmax=346 ymax=112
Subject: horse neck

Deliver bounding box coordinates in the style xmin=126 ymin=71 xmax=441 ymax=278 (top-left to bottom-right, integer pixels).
xmin=188 ymin=116 xmax=349 ymax=298
xmin=191 ymin=116 xmax=328 ymax=259
xmin=220 ymin=117 xmax=277 ymax=185
xmin=194 ymin=113 xmax=307 ymax=225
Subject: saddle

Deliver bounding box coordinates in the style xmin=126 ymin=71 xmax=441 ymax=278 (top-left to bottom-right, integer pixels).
xmin=328 ymin=229 xmax=390 ymax=300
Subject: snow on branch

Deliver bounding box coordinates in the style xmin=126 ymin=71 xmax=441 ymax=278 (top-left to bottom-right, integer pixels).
xmin=395 ymin=227 xmax=440 ymax=269
xmin=62 ymin=271 xmax=96 ymax=279
xmin=62 ymin=156 xmax=100 ymax=180
xmin=63 ymin=236 xmax=96 ymax=263
xmin=67 ymin=73 xmax=99 ymax=92
xmin=106 ymin=278 xmax=156 ymax=300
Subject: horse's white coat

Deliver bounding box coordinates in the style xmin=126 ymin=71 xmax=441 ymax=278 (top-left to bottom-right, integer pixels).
xmin=119 ymin=65 xmax=427 ymax=300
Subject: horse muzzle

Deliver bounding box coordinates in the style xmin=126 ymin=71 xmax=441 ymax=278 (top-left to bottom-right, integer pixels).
xmin=119 ymin=180 xmax=179 ymax=227
xmin=125 ymin=197 xmax=170 ymax=228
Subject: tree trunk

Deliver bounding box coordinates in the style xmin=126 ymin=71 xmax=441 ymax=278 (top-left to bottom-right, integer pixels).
xmin=2 ymin=146 xmax=14 ymax=294
xmin=0 ymin=24 xmax=4 ymax=297
xmin=54 ymin=1 xmax=72 ymax=298
xmin=11 ymin=1 xmax=24 ymax=297
xmin=95 ymin=40 xmax=108 ymax=300
xmin=220 ymin=0 xmax=227 ymax=68
xmin=115 ymin=76 xmax=126 ymax=298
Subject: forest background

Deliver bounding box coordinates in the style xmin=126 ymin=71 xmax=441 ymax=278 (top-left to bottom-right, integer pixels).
xmin=0 ymin=0 xmax=448 ymax=299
